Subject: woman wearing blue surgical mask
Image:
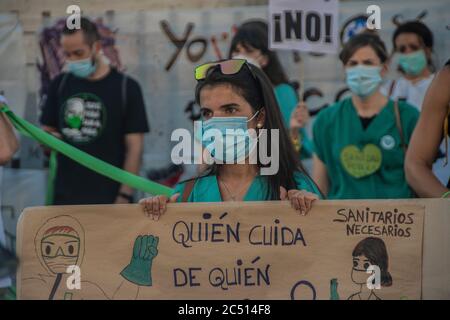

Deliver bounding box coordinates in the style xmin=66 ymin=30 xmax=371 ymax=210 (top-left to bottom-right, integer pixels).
xmin=383 ymin=21 xmax=449 ymax=187
xmin=139 ymin=59 xmax=321 ymax=218
xmin=312 ymin=33 xmax=419 ymax=199
xmin=383 ymin=21 xmax=435 ymax=111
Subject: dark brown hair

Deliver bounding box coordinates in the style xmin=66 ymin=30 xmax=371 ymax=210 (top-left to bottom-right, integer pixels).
xmin=62 ymin=17 xmax=100 ymax=46
xmin=393 ymin=21 xmax=433 ymax=50
xmin=339 ymin=33 xmax=388 ymax=65
xmin=353 ymin=237 xmax=392 ymax=287
xmin=228 ymin=20 xmax=289 ymax=86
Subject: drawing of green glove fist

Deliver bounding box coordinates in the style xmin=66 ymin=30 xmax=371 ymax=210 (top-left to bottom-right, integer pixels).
xmin=120 ymin=235 xmax=159 ymax=286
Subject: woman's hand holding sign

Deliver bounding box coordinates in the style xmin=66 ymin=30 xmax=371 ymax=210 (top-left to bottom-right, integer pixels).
xmin=139 ymin=193 xmax=180 ymax=220
xmin=280 ymin=187 xmax=319 ymax=216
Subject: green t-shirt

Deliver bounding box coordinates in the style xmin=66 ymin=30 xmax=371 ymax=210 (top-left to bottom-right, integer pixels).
xmin=312 ymin=97 xmax=419 ymax=199
xmin=274 ymin=83 xmax=314 ymax=159
xmin=171 ymin=171 xmax=320 ymax=202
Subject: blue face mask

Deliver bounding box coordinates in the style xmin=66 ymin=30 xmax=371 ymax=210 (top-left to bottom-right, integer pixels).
xmin=201 ymin=111 xmax=260 ymax=163
xmin=345 ymin=65 xmax=383 ymax=98
xmin=398 ymin=50 xmax=427 ymax=76
xmin=66 ymin=56 xmax=97 ymax=78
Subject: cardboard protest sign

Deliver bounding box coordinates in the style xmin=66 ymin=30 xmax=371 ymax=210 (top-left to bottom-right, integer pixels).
xmin=17 ymin=201 xmax=424 ymax=300
xmin=269 ymin=0 xmax=339 ymax=53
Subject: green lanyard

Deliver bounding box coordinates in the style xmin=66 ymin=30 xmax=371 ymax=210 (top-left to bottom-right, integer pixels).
xmin=1 ymin=105 xmax=173 ymax=198
xmin=46 ymin=150 xmax=57 ymax=205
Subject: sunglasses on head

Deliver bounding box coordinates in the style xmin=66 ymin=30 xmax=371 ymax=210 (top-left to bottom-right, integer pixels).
xmin=195 ymin=59 xmax=255 ymax=81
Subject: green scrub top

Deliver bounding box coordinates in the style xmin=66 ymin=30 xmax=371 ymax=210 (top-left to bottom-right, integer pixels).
xmin=274 ymin=83 xmax=314 ymax=159
xmin=172 ymin=171 xmax=321 ymax=202
xmin=312 ymin=97 xmax=419 ymax=199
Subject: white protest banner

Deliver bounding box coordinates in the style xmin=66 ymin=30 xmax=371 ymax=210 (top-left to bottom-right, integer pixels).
xmin=269 ymin=0 xmax=339 ymax=53
xmin=16 ymin=200 xmax=429 ymax=300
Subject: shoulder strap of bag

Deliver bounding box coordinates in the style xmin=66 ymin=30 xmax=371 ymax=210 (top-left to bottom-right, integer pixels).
xmin=57 ymin=73 xmax=71 ymax=98
xmin=388 ymin=80 xmax=396 ymax=97
xmin=121 ymin=73 xmax=128 ymax=115
xmin=444 ymin=105 xmax=449 ymax=166
xmin=181 ymin=179 xmax=196 ymax=202
xmin=393 ymin=99 xmax=407 ymax=154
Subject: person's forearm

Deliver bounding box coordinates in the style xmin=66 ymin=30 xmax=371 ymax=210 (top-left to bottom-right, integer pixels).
xmin=315 ymin=176 xmax=329 ymax=197
xmin=0 ymin=112 xmax=19 ymax=164
xmin=119 ymin=150 xmax=142 ymax=195
xmin=405 ymin=160 xmax=448 ymax=198
xmin=404 ymin=66 xmax=450 ymax=198
xmin=119 ymin=134 xmax=144 ymax=196
xmin=312 ymin=156 xmax=329 ymax=196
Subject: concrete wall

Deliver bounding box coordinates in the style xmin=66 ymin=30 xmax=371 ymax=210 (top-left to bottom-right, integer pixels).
xmin=0 ymin=0 xmax=267 ymax=93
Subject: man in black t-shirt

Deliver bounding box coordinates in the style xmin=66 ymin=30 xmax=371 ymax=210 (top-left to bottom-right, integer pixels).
xmin=40 ymin=18 xmax=149 ymax=205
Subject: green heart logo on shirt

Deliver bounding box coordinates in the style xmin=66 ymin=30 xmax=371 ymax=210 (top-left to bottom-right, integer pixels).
xmin=340 ymin=144 xmax=382 ymax=179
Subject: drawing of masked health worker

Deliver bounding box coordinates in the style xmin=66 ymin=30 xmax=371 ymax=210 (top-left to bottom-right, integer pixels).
xmin=23 ymin=215 xmax=107 ymax=300
xmin=348 ymin=237 xmax=392 ymax=300
xmin=40 ymin=223 xmax=82 ymax=275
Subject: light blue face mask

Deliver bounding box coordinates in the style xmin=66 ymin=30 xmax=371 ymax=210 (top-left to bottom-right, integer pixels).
xmin=66 ymin=56 xmax=97 ymax=78
xmin=201 ymin=111 xmax=260 ymax=163
xmin=398 ymin=50 xmax=427 ymax=76
xmin=345 ymin=65 xmax=383 ymax=98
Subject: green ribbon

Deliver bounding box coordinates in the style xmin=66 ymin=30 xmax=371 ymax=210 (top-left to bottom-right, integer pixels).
xmin=46 ymin=150 xmax=57 ymax=205
xmin=0 ymin=105 xmax=174 ymax=197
